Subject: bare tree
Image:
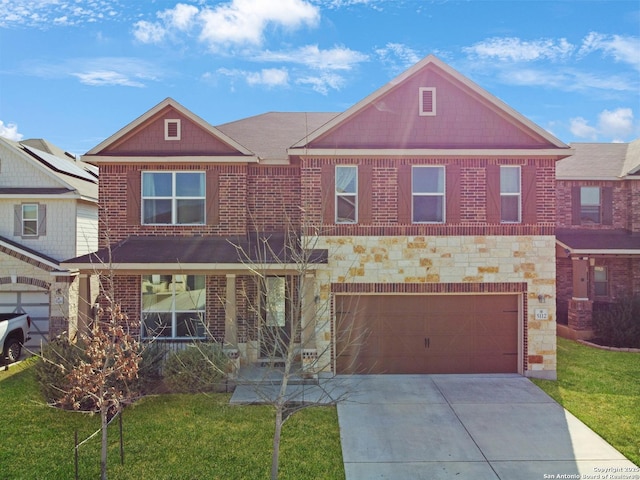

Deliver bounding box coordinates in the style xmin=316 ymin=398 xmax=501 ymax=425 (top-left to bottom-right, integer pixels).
xmin=36 ymin=228 xmax=141 ymax=480
xmin=225 ymin=215 xmax=365 ymax=480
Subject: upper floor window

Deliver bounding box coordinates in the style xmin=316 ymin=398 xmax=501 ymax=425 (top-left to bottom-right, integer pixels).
xmin=580 ymin=187 xmax=601 ymax=224
xmin=412 ymin=166 xmax=444 ymax=223
xmin=142 ymin=274 xmax=206 ymax=339
xmin=22 ymin=204 xmax=39 ymax=236
xmin=335 ymin=165 xmax=357 ymax=223
xmin=142 ymin=172 xmax=205 ymax=225
xmin=14 ymin=203 xmax=46 ymax=238
xmin=500 ymin=166 xmax=521 ymax=223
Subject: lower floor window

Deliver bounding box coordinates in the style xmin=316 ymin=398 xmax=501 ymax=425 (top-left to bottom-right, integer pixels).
xmin=141 ymin=274 xmax=206 ymax=339
xmin=594 ymin=266 xmax=608 ymax=297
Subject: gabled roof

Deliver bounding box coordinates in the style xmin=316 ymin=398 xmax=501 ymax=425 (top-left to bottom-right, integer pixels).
xmin=0 ymin=234 xmax=63 ymax=273
xmin=558 ymin=140 xmax=640 ymax=180
xmin=290 ymin=54 xmax=570 ymax=158
xmin=85 ymin=97 xmax=257 ymax=162
xmin=217 ymin=112 xmax=338 ymax=162
xmin=0 ymin=137 xmax=98 ymax=201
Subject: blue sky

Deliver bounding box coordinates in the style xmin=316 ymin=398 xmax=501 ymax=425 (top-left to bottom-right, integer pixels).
xmin=0 ymin=0 xmax=638 ymax=155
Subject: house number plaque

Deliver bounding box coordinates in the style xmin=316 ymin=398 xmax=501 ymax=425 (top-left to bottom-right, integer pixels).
xmin=534 ymin=308 xmax=548 ymax=320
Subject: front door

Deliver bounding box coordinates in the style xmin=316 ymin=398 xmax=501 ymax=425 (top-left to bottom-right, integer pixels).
xmin=260 ymin=276 xmax=291 ymax=359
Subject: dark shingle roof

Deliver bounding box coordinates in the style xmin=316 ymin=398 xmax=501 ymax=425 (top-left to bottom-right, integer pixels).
xmin=556 ymin=229 xmax=640 ymax=252
xmin=64 ymin=234 xmax=328 ymax=266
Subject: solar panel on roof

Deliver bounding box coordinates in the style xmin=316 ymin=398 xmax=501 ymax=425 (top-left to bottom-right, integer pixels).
xmin=22 ymin=145 xmax=97 ymax=183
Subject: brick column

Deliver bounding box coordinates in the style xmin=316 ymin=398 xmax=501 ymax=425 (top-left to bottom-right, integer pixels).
xmin=567 ymin=298 xmax=594 ymax=338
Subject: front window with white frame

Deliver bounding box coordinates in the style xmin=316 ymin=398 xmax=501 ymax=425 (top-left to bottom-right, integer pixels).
xmin=412 ymin=166 xmax=444 ymax=223
xmin=142 ymin=172 xmax=205 ymax=224
xmin=594 ymin=266 xmax=608 ymax=296
xmin=141 ymin=274 xmax=206 ymax=339
xmin=500 ymin=166 xmax=521 ymax=223
xmin=335 ymin=165 xmax=357 ymax=223
xmin=22 ymin=204 xmax=39 ymax=236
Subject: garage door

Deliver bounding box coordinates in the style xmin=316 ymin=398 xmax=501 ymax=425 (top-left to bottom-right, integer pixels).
xmin=0 ymin=291 xmax=50 ymax=350
xmin=336 ymin=294 xmax=519 ymax=374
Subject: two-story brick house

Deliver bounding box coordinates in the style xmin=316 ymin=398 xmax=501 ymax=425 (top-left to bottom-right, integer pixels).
xmin=63 ymin=55 xmax=572 ymax=380
xmin=556 ymin=140 xmax=640 ymax=339
xmin=0 ymin=137 xmax=99 ymax=348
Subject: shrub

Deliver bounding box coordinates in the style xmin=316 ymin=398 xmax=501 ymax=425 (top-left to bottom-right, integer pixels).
xmin=34 ymin=336 xmax=87 ymax=405
xmin=592 ymin=296 xmax=640 ymax=348
xmin=136 ymin=342 xmax=168 ymax=394
xmin=163 ymin=343 xmax=229 ymax=393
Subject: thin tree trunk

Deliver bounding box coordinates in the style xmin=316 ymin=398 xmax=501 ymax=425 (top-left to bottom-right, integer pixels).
xmin=101 ymin=406 xmax=108 ymax=480
xmin=271 ymin=407 xmax=283 ymax=480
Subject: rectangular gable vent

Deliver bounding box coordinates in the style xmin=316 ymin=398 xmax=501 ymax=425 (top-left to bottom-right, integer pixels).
xmin=419 ymin=87 xmax=436 ymax=116
xmin=165 ymin=119 xmax=181 ymax=140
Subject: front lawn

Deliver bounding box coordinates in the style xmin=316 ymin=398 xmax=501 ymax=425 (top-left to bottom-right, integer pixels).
xmin=532 ymin=337 xmax=640 ymax=466
xmin=0 ymin=358 xmax=345 ymax=479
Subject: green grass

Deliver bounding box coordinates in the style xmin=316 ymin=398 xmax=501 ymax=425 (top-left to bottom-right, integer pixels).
xmin=532 ymin=337 xmax=640 ymax=466
xmin=0 ymin=358 xmax=345 ymax=480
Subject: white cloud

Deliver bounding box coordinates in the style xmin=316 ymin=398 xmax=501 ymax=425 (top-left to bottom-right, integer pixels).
xmin=0 ymin=0 xmax=123 ymax=28
xmin=0 ymin=121 xmax=24 ymax=141
xmin=134 ymin=0 xmax=319 ymax=50
xmin=598 ymin=108 xmax=635 ymax=140
xmin=570 ymin=108 xmax=636 ymax=142
xmin=256 ymin=45 xmax=368 ymax=70
xmin=133 ymin=20 xmax=166 ymax=44
xmin=569 ymin=117 xmax=598 ymax=140
xmin=464 ymin=37 xmax=575 ymax=62
xmin=217 ymin=67 xmax=290 ymax=88
xmin=71 ymin=70 xmax=146 ymax=87
xmin=247 ymin=68 xmax=290 ymax=87
xmin=296 ymin=72 xmax=345 ymax=95
xmin=159 ymin=3 xmax=199 ymax=31
xmin=375 ymin=42 xmax=422 ymax=73
xmin=579 ymin=32 xmax=640 ymax=71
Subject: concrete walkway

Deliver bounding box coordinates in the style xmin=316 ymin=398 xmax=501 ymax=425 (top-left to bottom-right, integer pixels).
xmin=336 ymin=374 xmax=637 ymax=480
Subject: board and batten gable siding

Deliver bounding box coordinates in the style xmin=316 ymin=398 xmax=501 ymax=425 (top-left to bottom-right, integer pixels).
xmin=307 ymin=67 xmax=554 ymax=150
xmin=98 ymin=107 xmax=241 ymax=156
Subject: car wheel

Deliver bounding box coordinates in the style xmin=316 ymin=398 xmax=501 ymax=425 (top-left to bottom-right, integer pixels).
xmin=4 ymin=338 xmax=22 ymax=363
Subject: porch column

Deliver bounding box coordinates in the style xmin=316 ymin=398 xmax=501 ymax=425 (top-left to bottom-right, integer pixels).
xmin=224 ymin=274 xmax=237 ymax=346
xmin=301 ymin=273 xmax=318 ymax=371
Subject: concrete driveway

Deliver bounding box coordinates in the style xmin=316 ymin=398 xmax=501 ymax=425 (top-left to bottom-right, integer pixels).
xmin=336 ymin=374 xmax=637 ymax=480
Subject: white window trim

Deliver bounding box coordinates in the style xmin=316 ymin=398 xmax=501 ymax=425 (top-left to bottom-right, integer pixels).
xmin=164 ymin=119 xmax=181 ymax=141
xmin=335 ymin=165 xmax=358 ymax=224
xmin=580 ymin=186 xmax=602 ymax=224
xmin=142 ymin=171 xmax=206 ymax=225
xmin=412 ymin=165 xmax=445 ymax=224
xmin=500 ymin=165 xmax=521 ymax=224
xmin=22 ymin=204 xmax=39 ymax=237
xmin=141 ymin=274 xmax=206 ymax=340
xmin=419 ymin=87 xmax=436 ymax=116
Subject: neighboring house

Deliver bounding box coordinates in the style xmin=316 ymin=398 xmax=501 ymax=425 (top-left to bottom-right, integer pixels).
xmin=63 ymin=55 xmax=572 ymax=380
xmin=555 ymin=140 xmax=640 ymax=339
xmin=0 ymin=137 xmax=99 ymax=348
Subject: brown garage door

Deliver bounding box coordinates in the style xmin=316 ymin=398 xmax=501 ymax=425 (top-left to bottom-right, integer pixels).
xmin=336 ymin=294 xmax=519 ymax=374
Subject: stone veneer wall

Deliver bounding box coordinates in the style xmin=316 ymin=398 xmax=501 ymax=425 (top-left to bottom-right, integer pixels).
xmin=309 ymin=234 xmax=557 ymax=379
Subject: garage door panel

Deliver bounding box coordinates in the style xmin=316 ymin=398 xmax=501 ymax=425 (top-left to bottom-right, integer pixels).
xmin=336 ymin=294 xmax=519 ymax=375
xmin=0 ymin=291 xmax=49 ymax=349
